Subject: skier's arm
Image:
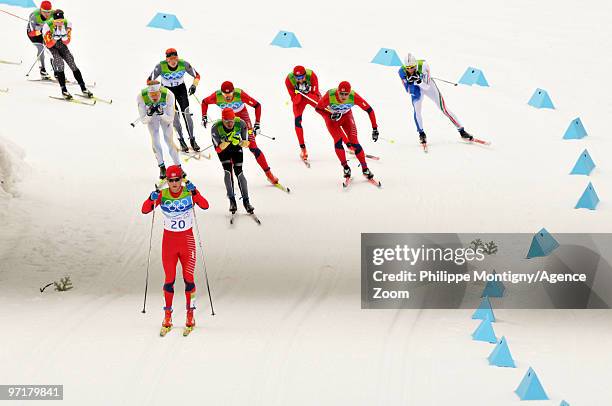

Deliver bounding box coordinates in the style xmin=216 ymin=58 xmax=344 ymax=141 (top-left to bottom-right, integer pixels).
xmin=201 ymin=92 xmax=216 ymax=116
xmin=354 ymin=92 xmax=378 ymax=128
xmin=241 ymin=91 xmax=261 ymax=122
xmin=211 ymin=125 xmax=223 ymax=153
xmin=416 ymin=62 xmax=431 ymax=90
xmin=27 ymin=12 xmax=41 ymax=36
xmin=161 ymin=92 xmax=175 ymax=124
xmin=315 ymin=92 xmax=331 ymax=115
xmin=191 ymin=189 xmax=209 ymax=210
xmin=137 ymin=94 xmax=152 ymax=124
xmin=310 ymin=71 xmax=320 ymax=97
xmin=240 ymin=119 xmax=249 ymax=141
xmin=42 ymin=24 xmax=55 ymax=48
xmin=398 ymin=68 xmax=410 ymax=92
xmin=285 ymin=76 xmax=296 ymax=98
xmin=183 ymin=60 xmax=201 ymax=86
xmin=148 ymin=64 xmax=162 ymax=83
xmin=141 ymin=193 xmax=161 ymax=214
xmin=63 ymin=21 xmax=72 ymax=45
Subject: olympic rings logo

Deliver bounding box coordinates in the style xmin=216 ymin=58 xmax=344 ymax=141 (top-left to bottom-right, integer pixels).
xmin=162 ymin=198 xmax=191 ymax=212
xmin=330 ymin=104 xmax=353 ymax=113
xmin=218 ymin=101 xmax=243 ymax=110
xmin=162 ymin=71 xmax=186 ymax=80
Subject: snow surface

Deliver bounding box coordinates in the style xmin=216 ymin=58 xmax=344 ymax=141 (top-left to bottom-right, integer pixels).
xmin=1 ymin=0 xmax=612 ymax=404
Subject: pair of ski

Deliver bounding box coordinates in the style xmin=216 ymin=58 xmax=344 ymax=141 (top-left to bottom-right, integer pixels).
xmin=48 ymin=93 xmax=104 ymax=106
xmin=230 ymin=210 xmax=261 ymax=226
xmin=160 ymin=325 xmax=193 ymax=337
xmin=301 ymin=153 xmax=380 ymax=168
xmin=343 ymin=175 xmax=382 ymax=189
xmin=421 ymin=137 xmax=491 ymax=153
xmin=181 ymin=150 xmax=212 ymax=161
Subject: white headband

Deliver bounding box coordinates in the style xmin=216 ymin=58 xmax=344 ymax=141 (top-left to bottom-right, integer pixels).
xmin=148 ymin=83 xmax=161 ymax=93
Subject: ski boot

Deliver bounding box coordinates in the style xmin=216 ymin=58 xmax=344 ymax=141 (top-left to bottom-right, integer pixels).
xmin=189 ymin=137 xmax=201 ymax=152
xmin=459 ymin=128 xmax=473 ymax=141
xmin=243 ymin=198 xmax=255 ymax=214
xmin=183 ymin=308 xmax=195 ymax=336
xmin=178 ymin=137 xmax=189 ymax=153
xmin=265 ymin=169 xmax=279 ymax=185
xmin=40 ymin=66 xmax=51 ymax=80
xmin=362 ymin=167 xmax=374 ymax=180
xmin=229 ymin=197 xmax=237 ymax=214
xmin=299 ymin=146 xmax=309 ymax=161
xmin=343 ymin=165 xmax=351 ymax=179
xmin=159 ymin=164 xmax=166 ymax=180
xmin=160 ymin=306 xmax=173 ymax=336
xmin=61 ymin=87 xmax=72 ymax=100
xmin=419 ymin=131 xmax=427 ymax=145
xmin=81 ymin=88 xmax=94 ymax=98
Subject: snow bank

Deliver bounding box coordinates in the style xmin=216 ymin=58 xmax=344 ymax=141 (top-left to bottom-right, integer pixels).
xmin=0 ymin=135 xmax=25 ymax=198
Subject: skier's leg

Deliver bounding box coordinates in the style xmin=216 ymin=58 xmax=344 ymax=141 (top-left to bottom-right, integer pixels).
xmin=59 ymin=44 xmax=86 ymax=91
xmin=175 ymin=88 xmax=194 ymax=139
xmin=178 ymin=233 xmax=197 ymax=310
xmin=324 ymin=118 xmax=348 ymax=166
xmin=50 ymin=47 xmax=66 ymax=89
xmin=293 ymin=100 xmax=308 ymax=147
xmin=236 ymin=108 xmax=252 ymax=130
xmin=161 ymin=233 xmax=179 ymax=309
xmin=33 ymin=42 xmax=46 ymax=71
xmin=233 ymin=150 xmax=249 ymax=201
xmin=424 ymin=81 xmax=463 ymax=129
xmin=342 ymin=114 xmax=367 ymax=169
xmin=148 ymin=121 xmax=165 ymax=166
xmin=411 ymin=93 xmax=425 ymax=134
xmin=161 ymin=121 xmax=180 ymax=165
xmin=218 ymin=149 xmax=235 ymax=198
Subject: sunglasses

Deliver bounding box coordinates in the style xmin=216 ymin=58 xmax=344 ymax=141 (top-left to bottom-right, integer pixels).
xmin=295 ymin=74 xmax=306 ymax=80
xmin=168 ymin=178 xmax=181 ymax=183
xmin=405 ymin=65 xmax=416 ymax=69
xmin=166 ymin=53 xmax=178 ymax=58
xmin=339 ymin=92 xmax=350 ymax=97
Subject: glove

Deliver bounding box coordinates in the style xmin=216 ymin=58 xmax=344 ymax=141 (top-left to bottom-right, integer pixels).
xmin=188 ymin=84 xmax=197 ymax=96
xmin=146 ymin=105 xmax=155 ymax=117
xmin=372 ymin=128 xmax=379 ymax=142
xmin=201 ymin=115 xmax=208 ymax=128
xmin=185 ymin=180 xmax=196 ymax=194
xmin=149 ymin=190 xmax=159 ymax=201
xmin=154 ymin=105 xmax=164 ymax=115
xmin=219 ymin=141 xmax=230 ymax=151
xmin=330 ymin=112 xmax=342 ymax=121
xmin=297 ymin=82 xmax=311 ymax=94
xmin=407 ymin=74 xmax=421 ymax=84
xmin=253 ymin=122 xmax=260 ymax=135
xmin=239 ymin=140 xmax=250 ymax=148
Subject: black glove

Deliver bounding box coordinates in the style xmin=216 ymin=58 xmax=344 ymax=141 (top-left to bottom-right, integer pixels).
xmin=146 ymin=105 xmax=155 ymax=116
xmin=372 ymin=128 xmax=379 ymax=142
xmin=253 ymin=122 xmax=261 ymax=135
xmin=154 ymin=104 xmax=164 ymax=115
xmin=202 ymin=115 xmax=208 ymax=128
xmin=407 ymin=74 xmax=421 ymax=84
xmin=297 ymin=82 xmax=311 ymax=93
xmin=330 ymin=112 xmax=342 ymax=121
xmin=188 ymin=84 xmax=197 ymax=96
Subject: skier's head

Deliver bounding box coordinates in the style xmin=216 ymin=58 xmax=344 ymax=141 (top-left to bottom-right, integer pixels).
xmin=165 ymin=48 xmax=179 ymax=67
xmin=147 ymin=80 xmax=162 ymax=101
xmin=337 ymin=81 xmax=351 ymax=102
xmin=52 ymin=9 xmax=64 ymax=21
xmin=40 ymin=1 xmax=52 ymax=16
xmin=166 ymin=165 xmax=184 ymax=192
xmin=221 ymin=81 xmax=234 ymax=101
xmin=293 ymin=65 xmax=306 ymax=82
xmin=404 ymin=53 xmax=417 ymax=73
xmin=221 ymin=108 xmax=236 ymax=129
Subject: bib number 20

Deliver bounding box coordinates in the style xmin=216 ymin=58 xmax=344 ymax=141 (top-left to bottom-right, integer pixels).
xmin=171 ymin=219 xmax=186 ymax=230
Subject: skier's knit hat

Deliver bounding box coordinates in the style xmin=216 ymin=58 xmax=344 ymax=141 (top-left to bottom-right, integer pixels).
xmin=293 ymin=65 xmax=306 ymax=77
xmin=166 ymin=165 xmax=183 ymax=179
xmin=221 ymin=81 xmax=234 ymax=93
xmin=52 ymin=9 xmax=64 ymax=19
xmin=338 ymin=81 xmax=351 ymax=93
xmin=40 ymin=1 xmax=52 ymax=12
xmin=221 ymin=108 xmax=235 ymax=121
xmin=165 ymin=48 xmax=178 ymax=58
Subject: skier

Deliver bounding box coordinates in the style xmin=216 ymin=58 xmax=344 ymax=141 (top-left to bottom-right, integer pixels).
xmin=399 ymin=53 xmax=473 ymax=147
xmin=26 ymin=0 xmax=53 ymax=79
xmin=137 ymin=80 xmax=182 ymax=180
xmin=42 ymin=9 xmax=93 ymax=99
xmin=315 ymin=81 xmax=379 ymax=181
xmin=141 ymin=165 xmax=209 ymax=335
xmin=148 ymin=48 xmax=201 ymax=153
xmin=285 ymin=65 xmax=321 ymax=161
xmin=211 ymin=108 xmax=255 ymax=215
xmin=201 ymin=81 xmax=280 ymax=185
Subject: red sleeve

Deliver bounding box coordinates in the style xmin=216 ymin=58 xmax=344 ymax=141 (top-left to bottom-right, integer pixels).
xmin=241 ymin=91 xmax=261 ymax=122
xmin=192 ymin=189 xmax=209 ymax=210
xmin=315 ymin=92 xmax=330 ymax=115
xmin=353 ymin=92 xmax=378 ymax=128
xmin=141 ymin=194 xmax=161 ymax=214
xmin=285 ymin=76 xmax=296 ymax=99
xmin=201 ymin=92 xmax=216 ymax=116
xmin=310 ymin=72 xmax=320 ymax=97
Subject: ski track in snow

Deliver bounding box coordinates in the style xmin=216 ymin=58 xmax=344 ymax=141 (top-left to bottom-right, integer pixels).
xmin=1 ymin=0 xmax=612 ymax=404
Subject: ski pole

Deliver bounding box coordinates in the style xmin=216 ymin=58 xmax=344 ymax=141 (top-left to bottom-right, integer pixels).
xmin=0 ymin=8 xmax=28 ymax=22
xmin=432 ymin=76 xmax=458 ymax=86
xmin=130 ymin=116 xmax=142 ymax=127
xmin=190 ymin=94 xmax=201 ymax=104
xmin=191 ymin=205 xmax=216 ymax=316
xmin=257 ymin=132 xmax=276 ymax=141
xmin=25 ymin=47 xmax=45 ymax=77
xmin=0 ymin=59 xmax=22 ymax=65
xmin=141 ymin=189 xmax=157 ymax=313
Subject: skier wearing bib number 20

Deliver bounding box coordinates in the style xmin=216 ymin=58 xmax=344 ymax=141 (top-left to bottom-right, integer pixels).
xmin=316 ymin=81 xmax=379 ymax=181
xmin=399 ymin=53 xmax=473 ymax=147
xmin=141 ymin=165 xmax=209 ymax=336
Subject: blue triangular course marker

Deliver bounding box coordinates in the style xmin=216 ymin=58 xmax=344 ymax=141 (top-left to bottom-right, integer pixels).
xmin=270 ymin=31 xmax=301 ymax=48
xmin=560 ymin=401 xmax=570 ymax=406
xmin=563 ymin=117 xmax=588 ymax=139
xmin=370 ymin=48 xmax=402 ymax=66
xmin=515 ymin=367 xmax=549 ymax=400
xmin=458 ymin=67 xmax=489 ymax=86
xmin=575 ymin=182 xmax=600 ymax=210
xmin=0 ymin=0 xmax=36 ymax=6
xmin=526 ymin=228 xmax=559 ymax=259
xmin=147 ymin=13 xmax=183 ymax=30
xmin=472 ymin=319 xmax=497 ymax=343
xmin=488 ymin=336 xmax=516 ymax=367
xmin=472 ymin=296 xmax=495 ymax=322
xmin=481 ymin=272 xmax=505 ymax=297
xmin=570 ymin=149 xmax=595 ymax=175
xmin=528 ymin=88 xmax=554 ymax=109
